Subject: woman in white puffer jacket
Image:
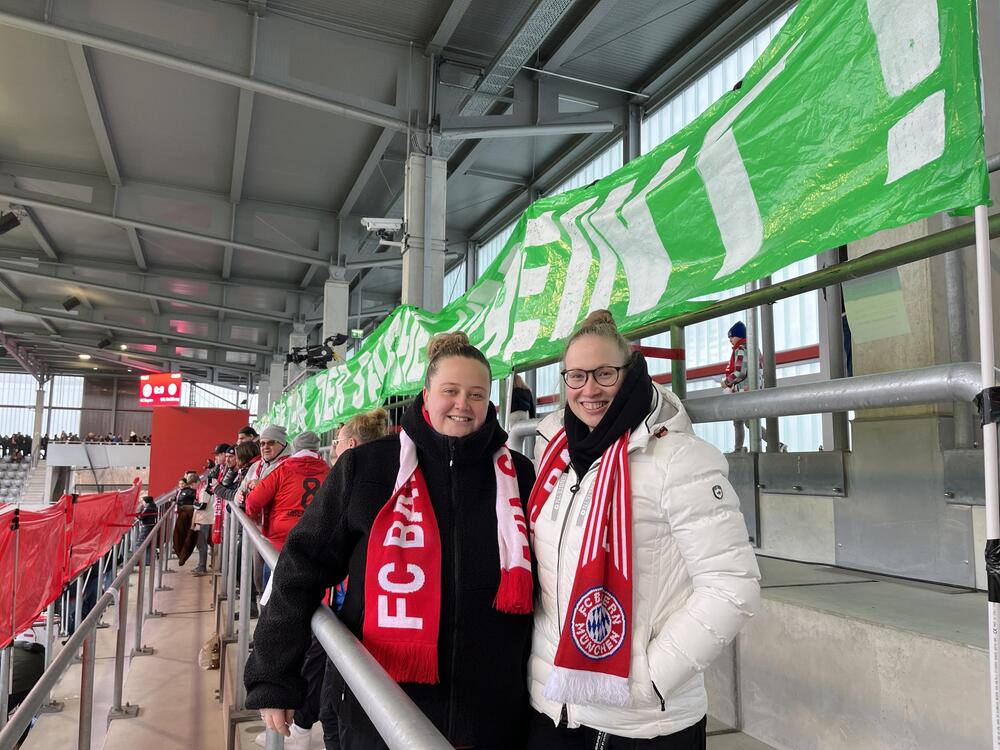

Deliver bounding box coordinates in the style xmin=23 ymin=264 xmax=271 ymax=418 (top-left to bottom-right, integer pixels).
xmin=526 ymin=310 xmax=761 ymax=749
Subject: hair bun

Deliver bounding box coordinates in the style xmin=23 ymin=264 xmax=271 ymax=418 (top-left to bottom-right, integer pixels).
xmin=581 ymin=309 xmax=617 ymax=329
xmin=427 ymin=331 xmax=471 ymax=361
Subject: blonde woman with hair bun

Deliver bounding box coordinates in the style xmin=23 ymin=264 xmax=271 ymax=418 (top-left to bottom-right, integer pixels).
xmin=525 ymin=310 xmax=761 ymax=749
xmin=247 ymin=330 xmax=538 ymax=750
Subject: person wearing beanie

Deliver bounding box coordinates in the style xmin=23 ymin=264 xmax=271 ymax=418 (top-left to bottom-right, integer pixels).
xmin=245 ymin=430 xmax=330 ymax=558
xmin=721 ymin=321 xmax=786 ymax=452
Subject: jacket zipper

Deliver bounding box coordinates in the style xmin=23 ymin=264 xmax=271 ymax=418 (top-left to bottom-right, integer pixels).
xmin=447 ymin=439 xmax=460 ymax=739
xmin=651 ymin=681 xmax=666 ymax=711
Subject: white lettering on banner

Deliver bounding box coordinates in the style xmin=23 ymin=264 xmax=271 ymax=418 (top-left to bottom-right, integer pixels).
xmin=550 ymin=199 xmax=599 ymax=340
xmin=385 ymin=520 xmax=425 ymax=547
xmin=377 ymin=595 xmax=423 ymax=629
xmin=699 ymin=42 xmax=799 ymax=280
xmin=480 ymin=243 xmax=525 ymax=358
xmin=378 ymin=562 xmax=425 ymax=593
xmin=867 ymin=0 xmax=943 ymax=185
xmin=394 ymin=498 xmax=423 ymax=523
xmin=587 ymin=150 xmax=685 ymax=316
xmin=867 ymin=0 xmax=940 ymax=97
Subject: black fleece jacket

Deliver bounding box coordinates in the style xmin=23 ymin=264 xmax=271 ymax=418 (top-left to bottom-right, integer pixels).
xmin=244 ymin=397 xmax=536 ymax=749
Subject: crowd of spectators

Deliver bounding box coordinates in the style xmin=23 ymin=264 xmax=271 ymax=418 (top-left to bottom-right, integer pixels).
xmin=0 ymin=432 xmax=36 ymax=462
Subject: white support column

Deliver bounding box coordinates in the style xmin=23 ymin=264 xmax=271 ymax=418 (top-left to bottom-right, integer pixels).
xmin=286 ymin=322 xmax=308 ymax=387
xmin=323 ymin=267 xmax=350 ymax=361
xmin=31 ymin=382 xmax=45 ymax=467
xmin=402 ymin=153 xmax=447 ymax=311
xmin=256 ymin=377 xmax=270 ymax=416
xmin=268 ymin=359 xmax=285 ymax=410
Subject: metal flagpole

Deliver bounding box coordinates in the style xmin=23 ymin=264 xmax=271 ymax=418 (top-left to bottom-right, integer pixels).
xmin=974 ymin=203 xmax=1000 ymax=750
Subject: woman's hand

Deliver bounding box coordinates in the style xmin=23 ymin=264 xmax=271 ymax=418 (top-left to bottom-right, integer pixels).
xmin=260 ymin=708 xmax=295 ymax=737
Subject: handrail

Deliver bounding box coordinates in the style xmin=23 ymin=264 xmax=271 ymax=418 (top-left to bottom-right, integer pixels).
xmin=226 ymin=501 xmax=452 ymax=750
xmin=0 ymin=493 xmax=175 ymax=750
xmin=505 ymin=362 xmax=991 ymax=453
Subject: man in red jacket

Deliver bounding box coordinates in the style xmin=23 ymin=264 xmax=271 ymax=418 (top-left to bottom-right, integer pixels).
xmin=245 ymin=430 xmax=329 ymax=570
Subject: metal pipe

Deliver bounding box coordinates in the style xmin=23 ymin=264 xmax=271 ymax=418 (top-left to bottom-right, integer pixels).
xmin=745 ymin=283 xmax=761 ymax=453
xmin=110 ymin=571 xmax=129 ymax=714
xmin=42 ymin=601 xmax=55 ymax=704
xmin=73 ymin=575 xmax=84 ymax=643
xmin=147 ymin=519 xmax=158 ymax=614
xmin=235 ymin=524 xmax=252 ymax=710
xmin=225 ymin=506 xmax=239 ymax=640
xmin=0 ymin=501 xmax=171 ymax=746
xmin=0 ymin=10 xmax=408 ymax=133
xmin=229 ymin=503 xmax=451 ymax=749
xmin=77 ymin=629 xmax=97 ymax=750
xmin=669 ymin=324 xmax=686 ymax=400
xmin=758 ymin=277 xmax=780 ymax=451
xmin=820 ymin=250 xmax=850 ymax=451
xmin=439 ymin=122 xmax=617 ymax=140
xmin=505 ymin=362 xmax=989 ymax=439
xmin=133 ymin=541 xmax=147 ymax=655
xmin=942 ymin=216 xmax=975 ymax=448
xmin=0 ymin=646 xmax=10 ymax=732
xmin=163 ymin=509 xmax=174 ymax=574
xmin=972 ymin=203 xmax=1000 ymax=750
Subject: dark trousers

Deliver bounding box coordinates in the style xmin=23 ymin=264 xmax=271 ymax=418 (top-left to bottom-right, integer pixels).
xmin=526 ymin=709 xmax=707 ymax=750
xmin=294 ymin=637 xmax=343 ymax=749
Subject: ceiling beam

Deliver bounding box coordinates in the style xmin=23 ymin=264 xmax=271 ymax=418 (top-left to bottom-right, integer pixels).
xmin=125 ymin=227 xmax=148 ymax=270
xmin=17 ymin=207 xmax=59 ymax=261
xmin=17 ymin=304 xmax=271 ymax=354
xmin=439 ymin=121 xmax=616 ymax=140
xmin=426 ymin=0 xmax=473 ymax=53
xmin=339 ymin=128 xmax=397 ymax=216
xmin=0 ymin=274 xmax=23 ymax=304
xmin=0 ymin=258 xmax=295 ymax=322
xmin=66 ymin=42 xmax=123 ymax=185
xmin=0 ymin=190 xmax=331 ymax=268
xmin=0 ymin=333 xmax=46 ymax=380
xmin=541 ymin=0 xmax=619 ymax=72
xmin=0 ymin=247 xmax=321 ymax=296
xmin=0 ymin=9 xmax=409 ymax=132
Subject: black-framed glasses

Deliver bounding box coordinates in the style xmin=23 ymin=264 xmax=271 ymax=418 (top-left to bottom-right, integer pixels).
xmin=560 ymin=365 xmax=626 ymax=389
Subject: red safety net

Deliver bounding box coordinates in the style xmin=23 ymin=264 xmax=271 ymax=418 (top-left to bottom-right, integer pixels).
xmin=0 ymin=480 xmax=143 ymax=649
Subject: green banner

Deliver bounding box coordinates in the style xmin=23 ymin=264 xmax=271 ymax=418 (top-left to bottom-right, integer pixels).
xmin=262 ymin=0 xmax=988 ymax=434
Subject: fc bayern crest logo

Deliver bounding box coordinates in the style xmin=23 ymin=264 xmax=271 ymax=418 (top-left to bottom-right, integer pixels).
xmin=570 ymin=587 xmax=626 ymax=660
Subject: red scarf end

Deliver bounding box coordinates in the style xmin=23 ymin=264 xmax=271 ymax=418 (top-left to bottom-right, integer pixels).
xmin=494 ymin=567 xmax=533 ymax=614
xmin=365 ymin=640 xmax=439 ymax=685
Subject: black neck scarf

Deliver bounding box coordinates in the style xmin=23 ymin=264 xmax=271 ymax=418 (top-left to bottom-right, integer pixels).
xmin=564 ymin=352 xmax=653 ymax=478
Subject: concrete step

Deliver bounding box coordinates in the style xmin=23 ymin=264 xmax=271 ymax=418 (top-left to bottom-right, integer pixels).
xmin=705 ymin=556 xmax=989 ymax=750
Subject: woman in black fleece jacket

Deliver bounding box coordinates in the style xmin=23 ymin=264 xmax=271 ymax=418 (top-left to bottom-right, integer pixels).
xmin=245 ymin=333 xmax=536 ymax=749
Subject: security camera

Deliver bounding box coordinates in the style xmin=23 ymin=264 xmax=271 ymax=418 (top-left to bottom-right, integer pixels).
xmin=361 ymin=217 xmax=402 ymax=233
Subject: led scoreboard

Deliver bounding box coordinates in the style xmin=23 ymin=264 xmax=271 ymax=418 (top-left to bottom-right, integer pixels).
xmin=139 ymin=373 xmax=183 ymax=406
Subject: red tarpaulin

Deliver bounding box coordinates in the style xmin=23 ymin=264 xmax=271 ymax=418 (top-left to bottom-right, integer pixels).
xmin=0 ymin=481 xmax=143 ymax=648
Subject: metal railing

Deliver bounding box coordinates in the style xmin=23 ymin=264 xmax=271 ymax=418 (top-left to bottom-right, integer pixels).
xmin=0 ymin=493 xmax=175 ymax=750
xmin=221 ymin=500 xmax=451 ymax=750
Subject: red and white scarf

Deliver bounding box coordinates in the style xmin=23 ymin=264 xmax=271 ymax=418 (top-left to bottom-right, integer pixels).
xmin=528 ymin=427 xmax=634 ymax=706
xmin=362 ymin=429 xmax=532 ymax=684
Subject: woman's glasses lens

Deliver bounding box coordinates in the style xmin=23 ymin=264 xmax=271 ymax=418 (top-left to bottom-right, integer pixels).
xmin=561 ymin=367 xmax=621 ymax=389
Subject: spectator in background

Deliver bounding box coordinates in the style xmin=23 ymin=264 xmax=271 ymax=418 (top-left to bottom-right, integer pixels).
xmin=173 ymin=474 xmax=199 ymax=566
xmin=509 ymin=373 xmax=537 ymax=424
xmin=245 ymin=431 xmax=329 ymax=589
xmin=721 ymin=321 xmax=786 ymax=453
xmin=238 ymin=426 xmax=259 ymax=444
xmin=136 ymin=494 xmax=159 ymax=563
xmin=192 ymin=448 xmax=230 ymax=576
xmin=215 ymin=441 xmax=262 ymax=508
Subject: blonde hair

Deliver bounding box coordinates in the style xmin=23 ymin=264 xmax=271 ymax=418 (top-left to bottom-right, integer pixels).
xmin=563 ymin=309 xmax=631 ymax=363
xmin=424 ymin=331 xmax=491 ymax=386
xmin=513 ymin=374 xmax=528 ymax=389
xmin=341 ymin=408 xmax=389 ymax=445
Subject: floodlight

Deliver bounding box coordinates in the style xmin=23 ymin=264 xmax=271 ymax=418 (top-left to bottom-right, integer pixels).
xmin=97 ymin=338 xmax=111 ymax=349
xmin=62 ymin=296 xmax=81 ymax=311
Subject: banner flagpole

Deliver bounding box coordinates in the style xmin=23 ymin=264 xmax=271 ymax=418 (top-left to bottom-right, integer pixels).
xmin=974 ymin=202 xmax=1000 ymax=750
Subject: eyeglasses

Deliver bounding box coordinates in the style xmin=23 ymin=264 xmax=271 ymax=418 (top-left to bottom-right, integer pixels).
xmin=560 ymin=365 xmax=626 ymax=389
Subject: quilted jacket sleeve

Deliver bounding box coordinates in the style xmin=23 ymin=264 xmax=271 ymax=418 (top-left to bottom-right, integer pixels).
xmin=646 ymin=435 xmax=760 ymax=697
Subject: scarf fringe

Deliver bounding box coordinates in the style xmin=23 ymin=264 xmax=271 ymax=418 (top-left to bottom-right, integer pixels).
xmin=494 ymin=567 xmax=534 ymax=614
xmin=364 ymin=639 xmax=439 ymax=685
xmin=543 ymin=666 xmax=631 ymax=707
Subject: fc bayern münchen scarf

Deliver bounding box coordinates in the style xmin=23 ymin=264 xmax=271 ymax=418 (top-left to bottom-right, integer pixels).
xmin=528 ymin=427 xmax=633 ymax=706
xmin=363 ymin=429 xmax=532 ymax=684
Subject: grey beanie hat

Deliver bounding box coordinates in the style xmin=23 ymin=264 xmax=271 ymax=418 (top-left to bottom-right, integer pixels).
xmin=260 ymin=425 xmax=287 ymax=444
xmin=292 ymin=431 xmax=321 ymax=452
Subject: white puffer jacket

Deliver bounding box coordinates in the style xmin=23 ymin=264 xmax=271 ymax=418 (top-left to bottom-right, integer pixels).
xmin=530 ymin=383 xmax=760 ymax=738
